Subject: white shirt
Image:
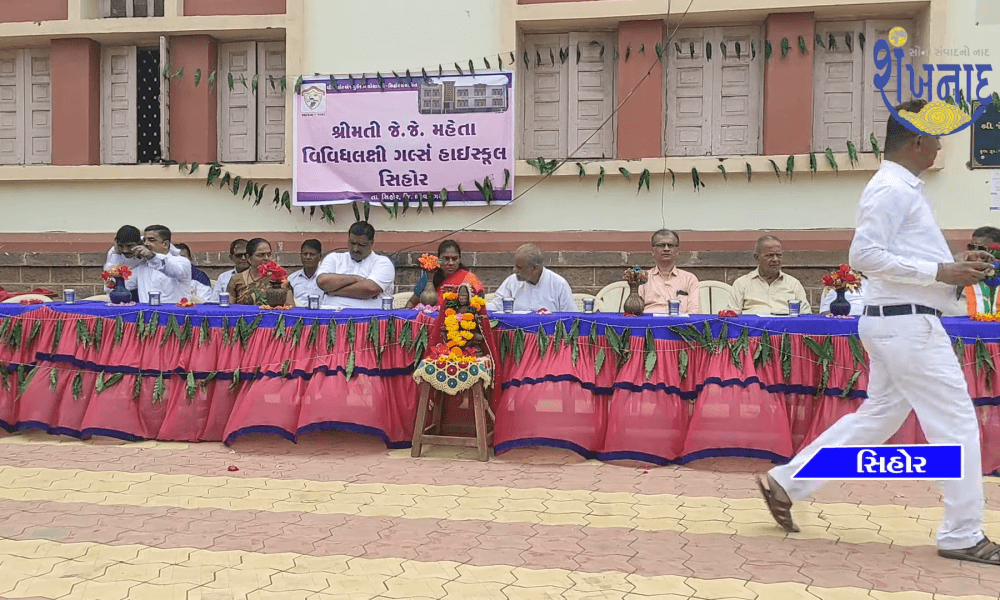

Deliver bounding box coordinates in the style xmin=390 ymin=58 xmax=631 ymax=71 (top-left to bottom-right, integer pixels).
xmin=819 ymin=280 xmax=868 ymax=315
xmin=487 ymin=268 xmax=575 ymax=313
xmin=288 ymin=269 xmax=323 ymax=307
xmin=849 ymin=161 xmax=955 ymax=313
xmin=190 ymin=279 xmax=217 ymax=304
xmin=104 ymin=247 xmax=141 ymax=272
xmin=316 ymin=252 xmax=395 ymax=309
xmin=214 ymin=269 xmax=237 ymax=300
xmin=124 ymin=253 xmax=193 ymax=304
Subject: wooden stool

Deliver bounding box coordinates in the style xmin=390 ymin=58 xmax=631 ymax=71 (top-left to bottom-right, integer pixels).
xmin=411 ymin=381 xmax=494 ymax=462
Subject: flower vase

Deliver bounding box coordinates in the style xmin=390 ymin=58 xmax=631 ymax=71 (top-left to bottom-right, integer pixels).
xmin=108 ymin=277 xmax=132 ymax=305
xmin=419 ymin=287 xmax=438 ymax=307
xmin=623 ymin=281 xmax=644 ymax=316
xmin=265 ymin=280 xmax=286 ymax=308
xmin=830 ymin=288 xmax=851 ymax=316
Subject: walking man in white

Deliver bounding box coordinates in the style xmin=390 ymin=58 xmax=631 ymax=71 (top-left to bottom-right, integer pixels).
xmin=758 ymin=99 xmax=1000 ymax=565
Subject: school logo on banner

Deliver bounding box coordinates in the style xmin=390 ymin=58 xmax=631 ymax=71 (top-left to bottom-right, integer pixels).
xmin=301 ymin=85 xmax=327 ymax=114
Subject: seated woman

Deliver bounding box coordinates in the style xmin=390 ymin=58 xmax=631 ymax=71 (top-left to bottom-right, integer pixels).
xmin=227 ymin=238 xmax=294 ymax=306
xmin=406 ymin=240 xmax=482 ymax=308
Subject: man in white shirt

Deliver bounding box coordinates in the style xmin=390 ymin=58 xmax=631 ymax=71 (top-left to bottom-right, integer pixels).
xmin=288 ymin=239 xmax=324 ymax=307
xmin=317 ymin=223 xmax=395 ymax=309
xmin=104 ymin=225 xmax=143 ymax=302
xmin=125 ymin=225 xmax=193 ymax=304
xmin=759 ymin=99 xmax=998 ymax=566
xmin=213 ymin=239 xmax=250 ymax=301
xmin=487 ymin=244 xmax=575 ymax=313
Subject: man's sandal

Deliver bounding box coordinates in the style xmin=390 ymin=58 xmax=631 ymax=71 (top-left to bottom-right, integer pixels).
xmin=939 ymin=537 xmax=1000 ymax=566
xmin=756 ymin=474 xmax=800 ymax=533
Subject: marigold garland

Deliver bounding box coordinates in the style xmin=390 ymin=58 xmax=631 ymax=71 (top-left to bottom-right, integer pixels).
xmin=971 ymin=312 xmax=1000 ymax=322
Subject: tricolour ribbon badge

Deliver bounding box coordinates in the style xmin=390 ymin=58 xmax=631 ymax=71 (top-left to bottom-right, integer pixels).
xmin=792 ymin=445 xmax=963 ymax=480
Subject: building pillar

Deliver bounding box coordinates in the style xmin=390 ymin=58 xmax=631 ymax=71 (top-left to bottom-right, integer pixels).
xmin=168 ymin=35 xmax=220 ymax=164
xmin=51 ymin=38 xmax=101 ymax=166
xmin=763 ymin=13 xmax=816 ymax=155
xmin=616 ymin=20 xmax=664 ymax=159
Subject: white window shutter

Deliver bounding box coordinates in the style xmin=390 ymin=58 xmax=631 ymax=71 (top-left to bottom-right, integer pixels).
xmin=159 ymin=36 xmax=170 ymax=161
xmin=665 ymin=28 xmax=714 ymax=156
xmin=102 ymin=46 xmax=138 ymax=164
xmin=568 ymin=32 xmax=615 ymax=159
xmin=257 ymin=41 xmax=285 ymax=163
xmin=23 ymin=49 xmax=51 ymax=165
xmin=812 ymin=22 xmax=864 ymax=153
xmin=522 ymin=34 xmax=568 ymax=159
xmin=713 ymin=26 xmax=762 ymax=155
xmin=0 ymin=50 xmax=24 ymax=166
xmin=218 ymin=42 xmax=257 ymax=163
xmin=863 ymin=20 xmax=912 ymax=151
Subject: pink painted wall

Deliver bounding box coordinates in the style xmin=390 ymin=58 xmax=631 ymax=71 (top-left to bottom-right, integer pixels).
xmin=184 ymin=0 xmax=285 ymax=16
xmin=762 ymin=13 xmax=815 ymax=155
xmin=51 ymin=39 xmax=101 ymax=165
xmin=616 ymin=20 xmax=664 ymax=159
xmin=168 ymin=36 xmax=219 ymax=164
xmin=0 ymin=0 xmax=67 ymax=23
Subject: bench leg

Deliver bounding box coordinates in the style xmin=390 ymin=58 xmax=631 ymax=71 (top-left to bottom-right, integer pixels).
xmin=472 ymin=383 xmax=489 ymax=462
xmin=411 ymin=383 xmax=431 ymax=458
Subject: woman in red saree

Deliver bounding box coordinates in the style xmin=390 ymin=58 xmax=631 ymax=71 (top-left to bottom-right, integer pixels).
xmin=406 ymin=240 xmax=484 ymax=307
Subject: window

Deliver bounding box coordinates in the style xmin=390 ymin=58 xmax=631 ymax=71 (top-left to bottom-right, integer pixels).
xmin=0 ymin=48 xmax=51 ymax=165
xmin=458 ymin=89 xmax=468 ymax=97
xmin=522 ymin=32 xmax=616 ymax=159
xmin=813 ymin=20 xmax=911 ymax=153
xmin=458 ymin=99 xmax=469 ymax=108
xmin=492 ymin=98 xmax=504 ymax=107
xmin=423 ymin=100 xmax=431 ymax=108
xmin=492 ymin=88 xmax=503 ymax=96
xmin=102 ymin=0 xmax=165 ymax=17
xmin=475 ymin=98 xmax=486 ymax=107
xmin=101 ymin=41 xmax=167 ymax=164
xmin=218 ymin=41 xmax=286 ymax=163
xmin=665 ymin=26 xmax=763 ymax=156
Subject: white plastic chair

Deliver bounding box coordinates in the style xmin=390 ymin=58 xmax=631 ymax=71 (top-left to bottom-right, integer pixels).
xmin=698 ymin=280 xmax=734 ymax=314
xmin=572 ymin=293 xmax=603 ymax=313
xmin=595 ymin=281 xmax=629 ymax=313
xmin=1 ymin=294 xmax=53 ymax=304
xmin=83 ymin=294 xmax=111 ymax=302
xmin=484 ymin=292 xmax=496 ymax=305
xmin=393 ymin=291 xmax=413 ymax=308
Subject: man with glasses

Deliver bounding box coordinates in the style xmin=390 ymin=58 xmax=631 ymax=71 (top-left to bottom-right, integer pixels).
xmin=728 ymin=235 xmax=811 ymax=314
xmin=956 ymin=226 xmax=1000 ymax=315
xmin=316 ymin=222 xmax=395 ymax=309
xmin=639 ymin=229 xmax=700 ymax=314
xmin=124 ymin=225 xmax=192 ymax=304
xmin=213 ymin=239 xmax=250 ymax=301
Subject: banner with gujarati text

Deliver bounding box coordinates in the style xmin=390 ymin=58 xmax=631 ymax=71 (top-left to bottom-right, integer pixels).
xmin=294 ymin=72 xmax=516 ymax=207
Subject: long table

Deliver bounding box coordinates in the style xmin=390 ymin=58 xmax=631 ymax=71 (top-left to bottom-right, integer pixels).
xmin=1 ymin=303 xmax=998 ymax=473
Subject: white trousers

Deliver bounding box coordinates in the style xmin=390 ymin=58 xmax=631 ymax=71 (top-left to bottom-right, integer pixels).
xmin=769 ymin=313 xmax=984 ymax=550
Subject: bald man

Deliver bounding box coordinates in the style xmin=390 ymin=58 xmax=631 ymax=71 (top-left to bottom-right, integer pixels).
xmin=487 ymin=244 xmax=575 ymax=313
xmin=728 ymin=235 xmax=811 ymax=314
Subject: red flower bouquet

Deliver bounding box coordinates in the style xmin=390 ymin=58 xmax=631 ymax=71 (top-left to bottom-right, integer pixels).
xmin=822 ymin=264 xmax=862 ymax=291
xmin=257 ymin=261 xmax=288 ymax=283
xmin=101 ymin=265 xmax=133 ymax=289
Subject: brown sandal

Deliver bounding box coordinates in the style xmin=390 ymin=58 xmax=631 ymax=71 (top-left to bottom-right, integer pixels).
xmin=756 ymin=474 xmax=800 ymax=533
xmin=939 ymin=537 xmax=1000 ymax=566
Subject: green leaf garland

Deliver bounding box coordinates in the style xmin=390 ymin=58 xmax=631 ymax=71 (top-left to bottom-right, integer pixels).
xmin=537 ymin=325 xmax=550 ymax=359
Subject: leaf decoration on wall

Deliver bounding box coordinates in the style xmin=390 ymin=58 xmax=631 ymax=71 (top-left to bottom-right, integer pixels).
xmin=825 ymin=148 xmax=839 ymax=174
xmin=706 ymin=42 xmax=712 ymax=61
xmin=720 ymin=42 xmax=727 ymax=59
xmin=815 ymin=34 xmax=825 ymax=49
xmin=668 ymin=168 xmax=676 ymax=190
xmin=870 ymin=133 xmax=882 ymax=162
xmin=847 ymin=141 xmax=859 ymax=168
xmin=717 ymin=162 xmax=727 ymax=182
xmin=638 ymin=168 xmax=651 ymax=192
xmin=845 ymin=33 xmax=853 ymax=52
xmin=751 ymin=41 xmax=756 ymax=59
xmin=810 ymin=152 xmax=818 ymax=177
xmin=786 ymin=155 xmax=795 ymax=181
xmin=745 ymin=162 xmax=752 ymax=183
xmin=764 ymin=40 xmax=773 ymax=61
xmin=781 ymin=38 xmax=790 ymax=58
xmin=597 ymin=167 xmax=605 ymax=191
xmin=859 ymin=32 xmax=866 ymax=53
xmin=619 ymin=167 xmax=631 ymax=181
xmin=691 ymin=168 xmax=704 ymax=192
xmin=689 ymin=42 xmax=695 ymax=59
xmin=768 ymin=159 xmax=781 ymax=182
xmin=626 ymin=43 xmax=631 ymax=62
xmin=829 ymin=33 xmax=837 ymax=51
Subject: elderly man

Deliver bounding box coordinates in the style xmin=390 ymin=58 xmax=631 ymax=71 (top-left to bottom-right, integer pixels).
xmin=317 ymin=223 xmax=395 ymax=309
xmin=487 ymin=244 xmax=575 ymax=313
xmin=213 ymin=239 xmax=250 ymax=300
xmin=125 ymin=225 xmax=192 ymax=304
xmin=288 ymin=239 xmax=324 ymax=307
xmin=955 ymin=226 xmax=1000 ymax=316
xmin=640 ymin=229 xmax=700 ymax=314
xmin=728 ymin=235 xmax=811 ymax=314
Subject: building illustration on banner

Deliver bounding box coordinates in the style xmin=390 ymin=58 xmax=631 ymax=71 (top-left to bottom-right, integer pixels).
xmin=417 ymin=76 xmax=510 ymax=115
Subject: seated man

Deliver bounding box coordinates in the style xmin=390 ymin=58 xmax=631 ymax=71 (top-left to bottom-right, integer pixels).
xmin=105 ymin=225 xmax=143 ymax=302
xmin=175 ymin=243 xmax=216 ymax=303
xmin=729 ymin=235 xmax=812 ymax=315
xmin=213 ymin=239 xmax=250 ymax=301
xmin=957 ymin=226 xmax=1000 ymax=315
xmin=125 ymin=225 xmax=193 ymax=304
xmin=317 ymin=223 xmax=395 ymax=309
xmin=639 ymin=229 xmax=700 ymax=313
xmin=288 ymin=239 xmax=324 ymax=306
xmin=487 ymin=244 xmax=575 ymax=313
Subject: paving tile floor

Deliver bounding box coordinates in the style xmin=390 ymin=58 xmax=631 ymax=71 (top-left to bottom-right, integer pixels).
xmin=0 ymin=430 xmax=997 ymax=599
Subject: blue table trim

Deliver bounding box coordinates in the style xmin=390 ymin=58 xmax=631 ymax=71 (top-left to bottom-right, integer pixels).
xmin=494 ymin=436 xmax=792 ymax=466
